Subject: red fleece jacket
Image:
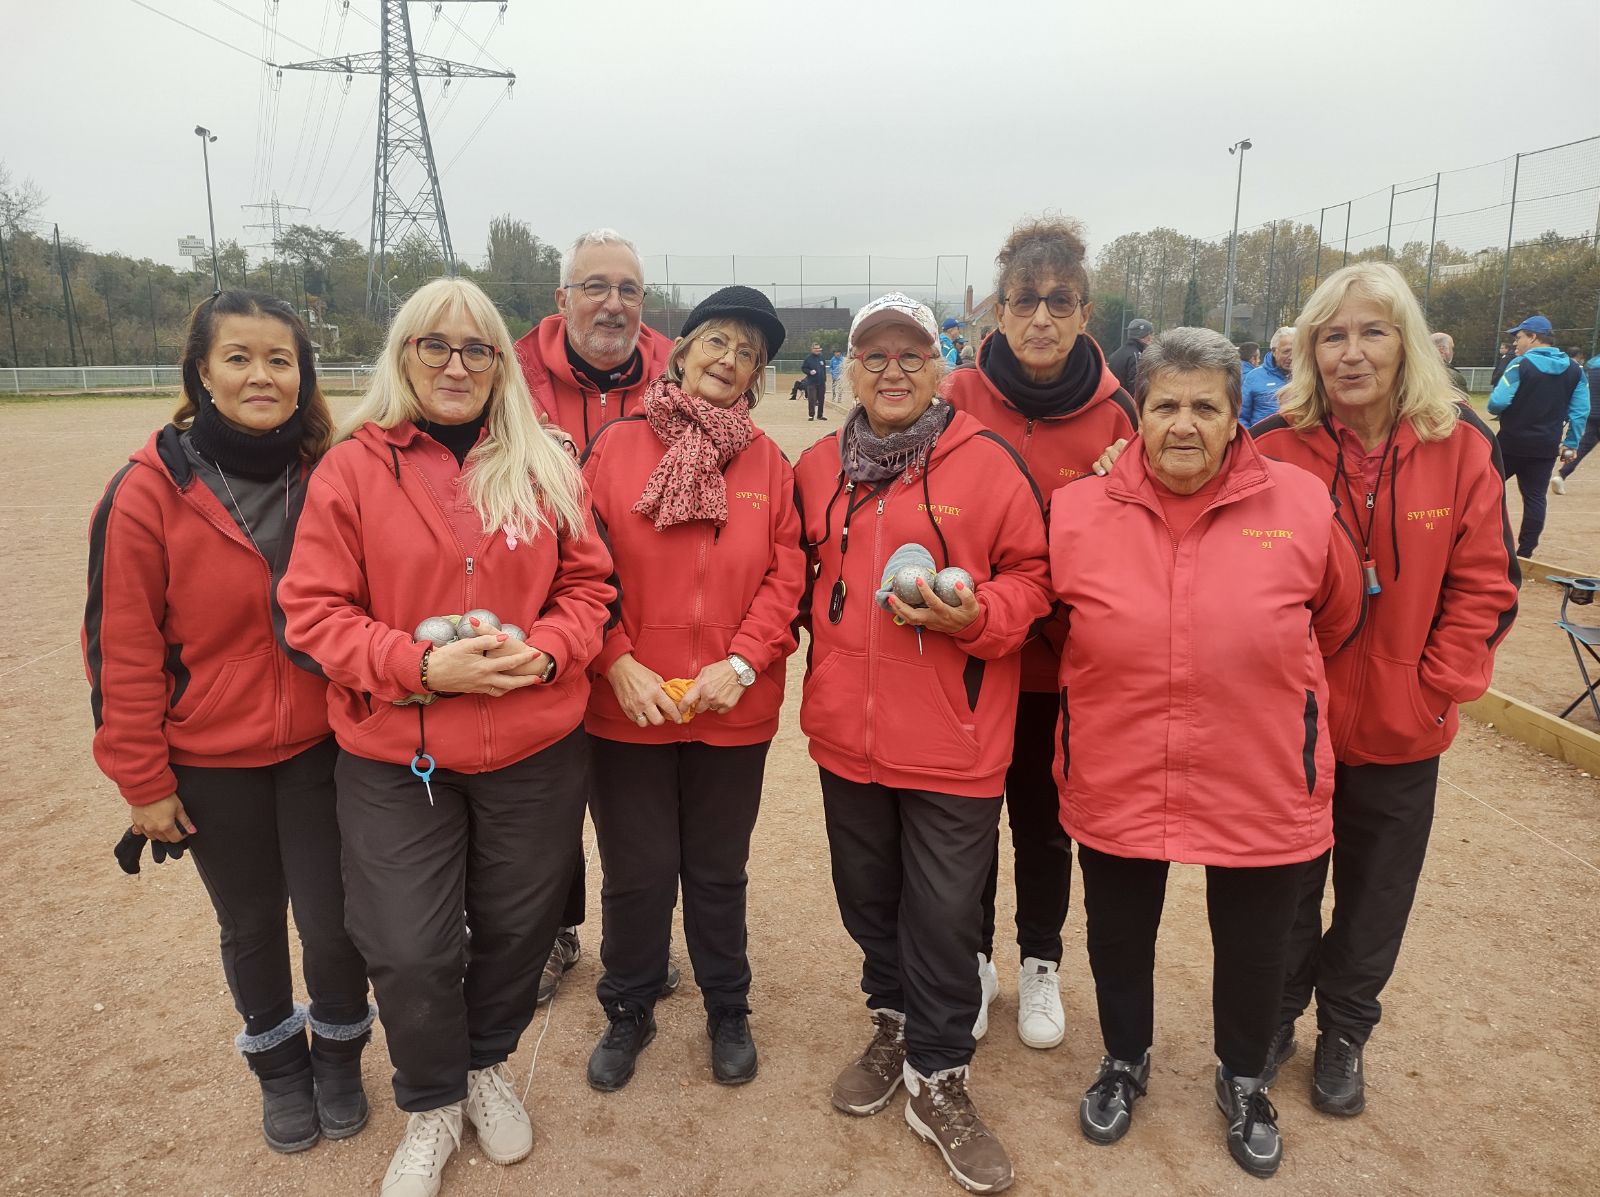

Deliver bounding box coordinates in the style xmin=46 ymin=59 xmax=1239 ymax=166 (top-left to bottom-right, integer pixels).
xmin=83 ymin=427 xmax=330 ymax=803
xmin=794 ymin=407 xmax=1052 ymax=798
xmin=513 ymin=315 xmax=674 ymax=449
xmin=278 ymin=420 xmax=616 ymax=772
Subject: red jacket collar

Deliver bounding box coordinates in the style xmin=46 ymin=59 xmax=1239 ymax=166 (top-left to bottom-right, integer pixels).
xmin=1106 ymin=425 xmax=1275 ymax=511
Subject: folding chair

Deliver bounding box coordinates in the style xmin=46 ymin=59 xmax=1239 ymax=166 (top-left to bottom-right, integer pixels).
xmin=1547 ymin=575 xmax=1600 ymax=723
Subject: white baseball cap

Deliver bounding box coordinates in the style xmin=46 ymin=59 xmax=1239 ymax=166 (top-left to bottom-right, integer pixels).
xmin=849 ymin=292 xmax=939 ymax=352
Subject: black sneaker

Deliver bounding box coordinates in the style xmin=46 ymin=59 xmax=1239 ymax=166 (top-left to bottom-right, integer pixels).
xmin=587 ymin=1005 xmax=656 ymax=1092
xmin=707 ymin=1009 xmax=758 ymax=1085
xmin=1311 ymin=1030 xmax=1366 ymax=1115
xmin=1263 ymin=1021 xmax=1297 ymax=1085
xmin=536 ymin=929 xmax=581 ymax=1005
xmin=1078 ymin=1053 xmax=1150 ymax=1145
xmin=1214 ymin=1068 xmax=1282 ymax=1178
xmin=660 ymin=961 xmax=682 ymax=998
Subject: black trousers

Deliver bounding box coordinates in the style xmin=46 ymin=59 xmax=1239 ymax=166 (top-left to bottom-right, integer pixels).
xmin=1501 ymin=451 xmax=1556 ymax=557
xmin=805 ymin=382 xmax=826 ymax=419
xmin=820 ymin=769 xmax=1000 ymax=1075
xmin=1280 ymin=756 xmax=1439 ymax=1044
xmin=980 ymin=690 xmax=1073 ymax=963
xmin=1079 ymin=843 xmax=1306 ymax=1078
xmin=1559 ymin=413 xmax=1600 ymax=479
xmin=336 ymin=730 xmax=589 ymax=1111
xmin=176 ymin=736 xmax=370 ymax=1038
xmin=559 ymin=851 xmax=587 ymax=927
xmin=589 ymin=739 xmax=768 ymax=1015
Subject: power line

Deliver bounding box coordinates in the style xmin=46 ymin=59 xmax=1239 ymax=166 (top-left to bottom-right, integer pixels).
xmin=126 ymin=0 xmax=265 ymax=63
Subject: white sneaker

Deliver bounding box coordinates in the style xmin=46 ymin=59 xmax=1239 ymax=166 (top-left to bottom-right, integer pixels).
xmin=381 ymin=1104 xmax=462 ymax=1197
xmin=972 ymin=953 xmax=999 ymax=1040
xmin=1553 ymin=475 xmax=1568 ymax=495
xmin=465 ymin=1062 xmax=534 ymax=1165
xmin=1017 ymin=957 xmax=1065 ymax=1049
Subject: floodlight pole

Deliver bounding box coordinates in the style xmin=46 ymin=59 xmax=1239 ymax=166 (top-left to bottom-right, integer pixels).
xmin=1223 ymin=138 xmax=1252 ymax=339
xmin=195 ymin=126 xmax=221 ymax=291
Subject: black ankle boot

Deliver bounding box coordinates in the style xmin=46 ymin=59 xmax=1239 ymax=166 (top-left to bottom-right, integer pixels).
xmin=310 ymin=1028 xmax=371 ymax=1139
xmin=244 ymin=1028 xmax=319 ymax=1153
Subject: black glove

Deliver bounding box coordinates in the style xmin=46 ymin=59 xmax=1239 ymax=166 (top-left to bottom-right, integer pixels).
xmin=114 ymin=828 xmax=190 ymax=875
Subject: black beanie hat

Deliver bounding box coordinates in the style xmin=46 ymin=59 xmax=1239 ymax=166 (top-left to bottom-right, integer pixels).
xmin=679 ymin=285 xmax=786 ymax=360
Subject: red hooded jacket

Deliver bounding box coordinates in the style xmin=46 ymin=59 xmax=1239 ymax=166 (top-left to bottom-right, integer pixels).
xmin=941 ymin=332 xmax=1137 ymax=691
xmin=83 ymin=427 xmax=331 ymax=804
xmin=1251 ymin=408 xmax=1519 ymax=765
xmin=513 ymin=315 xmax=675 ymax=449
xmin=1051 ymin=433 xmax=1363 ymax=866
xmin=794 ymin=407 xmax=1053 ymax=798
xmin=278 ymin=420 xmax=616 ymax=772
xmin=581 ymin=415 xmax=806 ymax=745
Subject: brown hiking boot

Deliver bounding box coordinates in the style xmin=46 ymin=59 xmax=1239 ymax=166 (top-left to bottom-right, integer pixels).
xmin=830 ymin=1010 xmax=906 ymax=1116
xmin=904 ymin=1066 xmax=1014 ymax=1193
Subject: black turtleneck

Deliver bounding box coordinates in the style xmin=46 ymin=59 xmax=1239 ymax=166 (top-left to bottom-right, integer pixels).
xmin=565 ymin=336 xmax=643 ymax=393
xmin=188 ymin=393 xmax=306 ymax=480
xmin=980 ymin=332 xmax=1101 ymax=420
xmin=416 ymin=409 xmax=489 ymax=466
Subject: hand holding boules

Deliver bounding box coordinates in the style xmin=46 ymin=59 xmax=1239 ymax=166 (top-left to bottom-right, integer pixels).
xmin=425 ymin=629 xmax=541 ymax=697
xmin=888 ymin=574 xmax=980 ymax=634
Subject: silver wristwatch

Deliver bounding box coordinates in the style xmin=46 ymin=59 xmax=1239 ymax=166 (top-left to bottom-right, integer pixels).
xmin=727 ymin=654 xmax=756 ymax=687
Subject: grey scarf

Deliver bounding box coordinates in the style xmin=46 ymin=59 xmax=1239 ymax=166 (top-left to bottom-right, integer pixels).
xmin=840 ymin=401 xmax=952 ymax=485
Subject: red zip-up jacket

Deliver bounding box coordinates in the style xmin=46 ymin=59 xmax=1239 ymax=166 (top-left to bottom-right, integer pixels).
xmin=513 ymin=315 xmax=675 ymax=449
xmin=83 ymin=426 xmax=331 ymax=804
xmin=794 ymin=407 xmax=1053 ymax=798
xmin=941 ymin=332 xmax=1137 ymax=691
xmin=1051 ymin=433 xmax=1363 ymax=866
xmin=1252 ymin=408 xmax=1519 ymax=765
xmin=581 ymin=416 xmax=806 ymax=745
xmin=278 ymin=420 xmax=616 ymax=772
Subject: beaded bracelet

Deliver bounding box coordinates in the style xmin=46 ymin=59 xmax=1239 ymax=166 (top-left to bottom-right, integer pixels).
xmin=419 ymin=645 xmax=434 ymax=693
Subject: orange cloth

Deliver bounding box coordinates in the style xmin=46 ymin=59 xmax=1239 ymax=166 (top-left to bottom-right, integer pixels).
xmin=661 ymin=677 xmax=697 ymax=721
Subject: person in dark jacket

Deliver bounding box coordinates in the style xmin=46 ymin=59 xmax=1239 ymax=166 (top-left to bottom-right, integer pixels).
xmin=1553 ymin=353 xmax=1600 ymax=492
xmin=84 ymin=290 xmax=372 ymax=1157
xmin=1490 ymin=341 xmax=1515 ymax=387
xmin=1487 ymin=314 xmax=1590 ymax=556
xmin=1106 ymin=318 xmax=1153 ymax=390
xmin=580 ymin=287 xmax=804 ymax=1092
xmin=802 ymin=342 xmax=828 ymax=420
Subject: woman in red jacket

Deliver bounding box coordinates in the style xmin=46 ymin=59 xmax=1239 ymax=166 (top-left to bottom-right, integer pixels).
xmin=796 ymin=293 xmax=1051 ymax=1195
xmin=1052 ymin=326 xmax=1362 ymax=1178
xmin=1252 ymin=263 xmax=1519 ymax=1123
xmin=579 ymin=286 xmax=804 ymax=1092
xmin=940 ymin=215 xmax=1137 ymax=1050
xmin=279 ymin=277 xmax=615 ymax=1197
xmin=84 ymin=290 xmax=372 ymax=1155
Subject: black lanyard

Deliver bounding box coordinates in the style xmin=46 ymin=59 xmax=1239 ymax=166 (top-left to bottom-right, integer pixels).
xmin=824 ymin=480 xmax=888 ymax=624
xmin=1334 ymin=426 xmax=1397 ymax=596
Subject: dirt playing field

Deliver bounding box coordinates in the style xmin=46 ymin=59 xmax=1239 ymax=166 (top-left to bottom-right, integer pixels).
xmin=4 ymin=387 xmax=1598 ymax=1197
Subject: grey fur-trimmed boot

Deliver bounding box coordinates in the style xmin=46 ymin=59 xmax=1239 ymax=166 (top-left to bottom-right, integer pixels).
xmin=240 ymin=1004 xmax=319 ymax=1153
xmin=310 ymin=1005 xmax=376 ymax=1140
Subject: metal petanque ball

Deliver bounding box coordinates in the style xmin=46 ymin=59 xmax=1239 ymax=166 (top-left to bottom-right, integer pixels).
xmin=891 ymin=565 xmax=936 ymax=607
xmin=932 ymin=567 xmax=974 ymax=607
xmin=499 ymin=623 xmax=527 ymax=642
xmin=457 ymin=609 xmax=502 ymax=638
xmin=413 ymin=616 xmax=457 ymax=646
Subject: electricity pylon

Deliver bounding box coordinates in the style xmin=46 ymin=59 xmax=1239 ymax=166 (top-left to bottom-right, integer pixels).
xmin=276 ymin=2 xmax=514 ymax=314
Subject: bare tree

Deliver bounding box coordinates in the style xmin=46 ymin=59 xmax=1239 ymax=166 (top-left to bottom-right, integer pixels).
xmin=0 ymin=161 xmax=47 ymax=235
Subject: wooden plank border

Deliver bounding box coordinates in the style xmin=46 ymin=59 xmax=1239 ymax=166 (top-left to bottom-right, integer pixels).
xmin=1461 ymin=687 xmax=1600 ymax=775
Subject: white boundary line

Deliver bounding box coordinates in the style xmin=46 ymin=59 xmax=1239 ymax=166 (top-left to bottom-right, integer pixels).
xmin=0 ymin=641 xmax=74 ymax=680
xmin=1439 ymin=774 xmax=1600 ymax=878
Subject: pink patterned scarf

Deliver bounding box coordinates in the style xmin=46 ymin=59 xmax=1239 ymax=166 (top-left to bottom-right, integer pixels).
xmin=632 ymin=375 xmax=754 ymax=530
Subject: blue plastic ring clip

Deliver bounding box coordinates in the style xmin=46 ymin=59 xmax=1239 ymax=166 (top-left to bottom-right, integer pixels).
xmin=410 ymin=753 xmax=436 ymax=782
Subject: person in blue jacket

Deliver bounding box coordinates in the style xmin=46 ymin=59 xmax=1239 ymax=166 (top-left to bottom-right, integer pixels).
xmin=1488 ymin=314 xmax=1590 ymax=555
xmin=1239 ymin=327 xmax=1294 ymax=426
xmin=828 ymin=348 xmax=844 ymax=398
xmin=1552 ymin=352 xmax=1600 ymax=494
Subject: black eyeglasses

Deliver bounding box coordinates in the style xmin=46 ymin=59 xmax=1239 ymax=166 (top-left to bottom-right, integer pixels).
xmin=1001 ymin=291 xmax=1084 ymax=319
xmin=408 ymin=337 xmax=500 ymax=373
xmin=565 ymin=279 xmax=646 ymax=308
xmin=854 ymin=349 xmax=933 ymax=374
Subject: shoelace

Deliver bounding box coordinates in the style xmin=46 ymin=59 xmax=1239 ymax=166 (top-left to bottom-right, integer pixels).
xmin=1086 ymin=1065 xmax=1148 ymax=1114
xmin=601 ymin=1009 xmax=647 ymax=1048
xmin=860 ymin=1016 xmax=905 ymax=1078
xmin=712 ymin=1014 xmax=751 ymax=1045
xmin=1017 ymin=970 xmax=1060 ymax=1022
xmin=1321 ymin=1034 xmax=1359 ymax=1077
xmin=470 ymin=1065 xmax=522 ymax=1123
xmin=1235 ymin=1086 xmax=1279 ymax=1143
xmin=393 ymin=1110 xmax=460 ymax=1177
xmin=930 ymin=1076 xmax=987 ymax=1148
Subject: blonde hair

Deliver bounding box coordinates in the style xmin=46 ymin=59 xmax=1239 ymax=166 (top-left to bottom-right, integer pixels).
xmin=666 ymin=317 xmax=771 ymax=409
xmin=340 ymin=277 xmax=587 ymax=539
xmin=1275 ymin=263 xmax=1460 ymax=443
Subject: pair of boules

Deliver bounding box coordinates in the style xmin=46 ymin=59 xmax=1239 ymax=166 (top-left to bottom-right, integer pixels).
xmin=413 ymin=609 xmax=527 ymax=645
xmin=891 ymin=565 xmax=975 ymax=609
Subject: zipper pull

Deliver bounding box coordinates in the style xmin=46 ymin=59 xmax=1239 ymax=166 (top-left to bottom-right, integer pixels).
xmin=1365 ymin=492 xmax=1375 ymax=510
xmin=876 ymin=495 xmax=886 ymax=515
xmin=1025 ymin=419 xmax=1035 ymax=435
xmin=465 ymin=556 xmax=475 ymax=575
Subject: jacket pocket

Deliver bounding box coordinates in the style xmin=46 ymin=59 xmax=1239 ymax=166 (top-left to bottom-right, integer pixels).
xmin=167 ymin=652 xmax=270 ymax=730
xmin=629 ymin=622 xmax=694 ymax=682
xmin=800 ymin=650 xmax=861 ymax=756
xmin=871 ymin=655 xmax=980 ymax=774
xmin=1360 ymin=654 xmax=1443 ymax=758
xmin=1301 ymin=688 xmax=1318 ymax=795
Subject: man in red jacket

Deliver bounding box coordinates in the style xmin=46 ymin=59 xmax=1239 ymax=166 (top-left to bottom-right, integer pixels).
xmin=513 ymin=228 xmax=676 ymax=1004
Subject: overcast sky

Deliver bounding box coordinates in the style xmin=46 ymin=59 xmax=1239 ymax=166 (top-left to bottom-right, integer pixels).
xmin=4 ymin=0 xmax=1598 ymax=301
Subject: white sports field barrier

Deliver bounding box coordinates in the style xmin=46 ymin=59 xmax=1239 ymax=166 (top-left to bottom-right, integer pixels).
xmin=3 ymin=365 xmax=374 ymax=394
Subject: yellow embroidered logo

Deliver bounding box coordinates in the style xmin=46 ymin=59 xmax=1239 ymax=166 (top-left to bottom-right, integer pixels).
xmin=1406 ymin=507 xmax=1452 ymax=531
xmin=1058 ymin=466 xmax=1087 ymax=480
xmin=1241 ymin=528 xmax=1294 ymax=549
xmin=733 ymin=490 xmax=769 ymax=510
xmin=917 ymin=502 xmax=962 ymax=524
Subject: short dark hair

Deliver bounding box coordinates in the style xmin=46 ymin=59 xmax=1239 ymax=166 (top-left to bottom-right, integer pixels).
xmin=995 ymin=215 xmax=1090 ymax=303
xmin=1238 ymin=341 xmax=1260 ymax=362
